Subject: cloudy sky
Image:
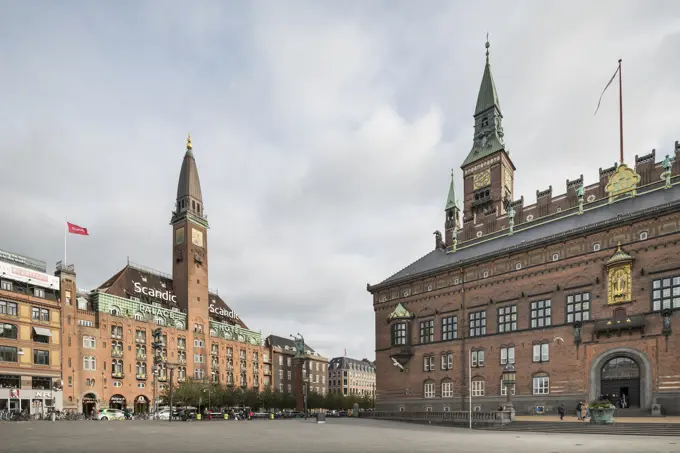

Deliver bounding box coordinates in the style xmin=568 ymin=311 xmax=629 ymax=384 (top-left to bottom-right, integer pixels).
xmin=1 ymin=1 xmax=679 ymax=359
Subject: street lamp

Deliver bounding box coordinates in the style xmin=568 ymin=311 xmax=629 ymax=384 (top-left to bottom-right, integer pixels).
xmin=203 ymin=387 xmax=211 ymax=418
xmin=502 ymin=364 xmax=516 ymax=421
xmin=302 ymin=377 xmax=309 ymax=420
xmin=167 ymin=363 xmax=177 ymax=423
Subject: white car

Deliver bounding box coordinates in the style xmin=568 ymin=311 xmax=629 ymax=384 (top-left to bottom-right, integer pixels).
xmin=97 ymin=409 xmax=125 ymax=421
xmin=157 ymin=409 xmax=171 ymax=420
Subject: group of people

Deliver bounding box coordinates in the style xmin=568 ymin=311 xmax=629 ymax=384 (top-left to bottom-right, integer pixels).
xmin=556 ymin=402 xmax=590 ymax=421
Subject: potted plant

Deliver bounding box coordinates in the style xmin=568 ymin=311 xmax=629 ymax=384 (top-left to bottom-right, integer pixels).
xmin=589 ymin=399 xmax=615 ymax=424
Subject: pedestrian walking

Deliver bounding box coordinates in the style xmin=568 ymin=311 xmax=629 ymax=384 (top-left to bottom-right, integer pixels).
xmin=558 ymin=404 xmax=565 ymax=421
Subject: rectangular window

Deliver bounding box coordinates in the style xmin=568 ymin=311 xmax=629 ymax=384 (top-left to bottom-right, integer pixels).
xmin=424 ymin=382 xmax=435 ymax=398
xmin=441 ymin=381 xmax=453 ymax=398
xmin=533 ymin=343 xmax=549 ymax=362
xmin=33 ymin=349 xmax=50 ymax=365
xmin=533 ymin=375 xmax=550 ymax=395
xmin=652 ymin=276 xmax=680 ymax=311
xmin=441 ymin=316 xmax=458 ymax=341
xmin=497 ymin=305 xmax=517 ymax=333
xmin=278 ymin=370 xmax=283 ymax=379
xmin=441 ymin=352 xmax=453 ymax=370
xmin=471 ymin=380 xmax=485 ymax=396
xmin=0 ymin=300 xmax=18 ymax=316
xmin=500 ymin=346 xmax=515 ymax=365
xmin=278 ymin=356 xmax=283 ymax=366
xmin=391 ymin=322 xmax=407 ymax=346
xmin=419 ymin=320 xmax=434 ymax=344
xmin=34 ymin=288 xmax=45 ymax=298
xmin=83 ymin=356 xmax=96 ymax=371
xmin=287 ymin=384 xmax=292 ymax=393
xmin=471 ymin=350 xmax=484 ymax=367
xmin=530 ymin=300 xmax=552 ymax=328
xmin=566 ymin=293 xmax=591 ymax=323
xmin=0 ymin=281 xmax=12 ymax=291
xmin=287 ymin=371 xmax=291 ymax=380
xmin=83 ymin=336 xmax=96 ymax=349
xmin=469 ymin=311 xmax=486 ymax=337
xmin=423 ymin=355 xmax=435 ymax=371
xmin=0 ymin=346 xmax=18 ymax=362
xmin=32 ymin=307 xmax=41 ymax=320
xmin=287 ymin=358 xmax=291 ymax=367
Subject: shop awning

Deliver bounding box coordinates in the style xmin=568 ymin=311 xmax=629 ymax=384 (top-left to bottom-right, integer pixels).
xmin=33 ymin=326 xmax=52 ymax=337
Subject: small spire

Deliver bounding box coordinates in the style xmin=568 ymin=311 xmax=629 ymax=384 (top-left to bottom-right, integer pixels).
xmin=445 ymin=169 xmax=458 ymax=211
xmin=186 ymin=132 xmax=192 ymax=151
xmin=485 ymin=33 xmax=490 ymax=64
xmin=617 ymin=240 xmax=622 ymax=251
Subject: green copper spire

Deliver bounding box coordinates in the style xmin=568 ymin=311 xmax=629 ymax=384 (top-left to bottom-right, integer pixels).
xmin=445 ymin=169 xmax=458 ymax=211
xmin=462 ymin=36 xmax=506 ymax=168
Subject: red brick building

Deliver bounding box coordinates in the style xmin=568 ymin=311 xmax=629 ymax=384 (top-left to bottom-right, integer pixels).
xmin=367 ymin=43 xmax=680 ymax=415
xmin=59 ymin=135 xmax=265 ymax=414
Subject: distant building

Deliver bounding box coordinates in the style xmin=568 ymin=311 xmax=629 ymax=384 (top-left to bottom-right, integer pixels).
xmin=0 ymin=249 xmax=63 ymax=414
xmin=265 ymin=335 xmax=328 ymax=396
xmin=328 ymin=357 xmax=376 ymax=397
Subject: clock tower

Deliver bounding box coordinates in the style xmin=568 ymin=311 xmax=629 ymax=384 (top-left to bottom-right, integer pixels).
xmin=171 ymin=134 xmax=209 ymax=378
xmin=460 ymin=38 xmax=515 ymax=220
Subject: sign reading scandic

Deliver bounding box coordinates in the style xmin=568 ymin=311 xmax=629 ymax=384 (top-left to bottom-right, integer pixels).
xmin=0 ymin=262 xmax=60 ymax=290
xmin=132 ymin=281 xmax=239 ymax=320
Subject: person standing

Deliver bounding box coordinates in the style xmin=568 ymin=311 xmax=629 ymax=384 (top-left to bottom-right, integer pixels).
xmin=576 ymin=401 xmax=582 ymax=421
xmin=558 ymin=404 xmax=565 ymax=421
xmin=582 ymin=401 xmax=589 ymax=422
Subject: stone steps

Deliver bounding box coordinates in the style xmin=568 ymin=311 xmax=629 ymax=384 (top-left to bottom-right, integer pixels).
xmin=478 ymin=421 xmax=680 ymax=437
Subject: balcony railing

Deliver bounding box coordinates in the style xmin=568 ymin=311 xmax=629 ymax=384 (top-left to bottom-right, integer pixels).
xmin=178 ymin=377 xmax=186 ymax=383
xmin=158 ymin=376 xmax=168 ymax=382
xmin=177 ymin=343 xmax=186 ymax=350
xmin=111 ymin=332 xmax=123 ymax=340
xmin=136 ymin=336 xmax=146 ymax=344
xmin=111 ymin=350 xmax=124 ymax=358
xmin=136 ymin=353 xmax=147 ymax=360
xmin=136 ymin=373 xmax=147 ymax=380
xmin=111 ymin=371 xmax=124 ymax=379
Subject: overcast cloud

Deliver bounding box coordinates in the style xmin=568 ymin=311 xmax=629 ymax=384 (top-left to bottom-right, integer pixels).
xmin=1 ymin=1 xmax=679 ymax=360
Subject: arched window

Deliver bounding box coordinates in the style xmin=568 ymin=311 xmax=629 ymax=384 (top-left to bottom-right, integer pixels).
xmin=601 ymin=357 xmax=639 ymax=380
xmin=471 ymin=377 xmax=485 ymax=396
xmin=532 ymin=372 xmax=550 ymax=395
xmin=175 ymin=321 xmax=185 ymax=330
xmin=440 ymin=352 xmax=453 ymax=370
xmin=441 ymin=379 xmax=453 ymax=398
xmin=209 ymin=328 xmax=217 ymax=337
xmin=134 ymin=312 xmax=144 ymax=321
xmin=155 ymin=316 xmax=166 ymax=326
xmin=424 ymin=379 xmax=435 ymax=398
xmin=110 ymin=306 xmax=121 ymax=316
xmin=0 ymin=323 xmax=18 ymax=339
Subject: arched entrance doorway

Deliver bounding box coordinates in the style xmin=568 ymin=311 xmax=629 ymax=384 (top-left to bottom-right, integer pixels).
xmin=134 ymin=395 xmax=149 ymax=414
xmin=82 ymin=393 xmax=97 ymax=417
xmin=109 ymin=394 xmax=127 ymax=410
xmin=600 ymin=357 xmax=640 ymax=407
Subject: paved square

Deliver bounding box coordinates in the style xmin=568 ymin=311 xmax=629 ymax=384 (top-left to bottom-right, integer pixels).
xmin=2 ymin=418 xmax=680 ymax=453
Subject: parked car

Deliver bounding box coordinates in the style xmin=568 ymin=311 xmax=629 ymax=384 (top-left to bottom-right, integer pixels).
xmin=157 ymin=409 xmax=171 ymax=420
xmin=97 ymin=409 xmax=125 ymax=421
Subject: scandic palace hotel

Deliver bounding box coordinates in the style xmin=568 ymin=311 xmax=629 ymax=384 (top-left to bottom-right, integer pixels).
xmin=368 ymin=44 xmax=680 ymax=415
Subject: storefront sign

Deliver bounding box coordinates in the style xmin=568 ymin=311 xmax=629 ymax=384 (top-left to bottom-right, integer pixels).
xmin=82 ymin=395 xmax=97 ymax=403
xmin=110 ymin=396 xmax=126 ymax=404
xmin=135 ymin=396 xmax=147 ymax=403
xmin=35 ymin=391 xmax=52 ymax=398
xmin=133 ymin=281 xmax=177 ymax=302
xmin=10 ymin=389 xmax=19 ymax=398
xmin=209 ymin=303 xmax=239 ymax=320
xmin=0 ymin=262 xmax=60 ymax=290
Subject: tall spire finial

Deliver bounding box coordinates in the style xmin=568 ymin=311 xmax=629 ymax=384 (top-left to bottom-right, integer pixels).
xmin=485 ymin=33 xmax=490 ymax=64
xmin=186 ymin=132 xmax=192 ymax=151
xmin=450 ymin=168 xmax=454 ymax=180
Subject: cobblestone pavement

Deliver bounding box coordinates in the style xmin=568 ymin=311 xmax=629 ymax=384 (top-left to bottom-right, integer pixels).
xmin=2 ymin=417 xmax=680 ymax=453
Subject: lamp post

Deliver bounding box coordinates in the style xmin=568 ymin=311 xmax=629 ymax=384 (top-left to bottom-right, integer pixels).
xmin=302 ymin=377 xmax=309 ymax=420
xmin=167 ymin=363 xmax=177 ymax=423
xmin=203 ymin=387 xmax=211 ymax=418
xmin=502 ymin=364 xmax=516 ymax=421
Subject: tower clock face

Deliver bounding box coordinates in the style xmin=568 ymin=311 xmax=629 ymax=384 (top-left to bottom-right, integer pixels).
xmin=175 ymin=227 xmax=185 ymax=245
xmin=473 ymin=169 xmax=491 ymax=190
xmin=192 ymin=228 xmax=204 ymax=247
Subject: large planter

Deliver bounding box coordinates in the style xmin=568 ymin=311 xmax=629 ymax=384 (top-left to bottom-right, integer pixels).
xmin=590 ymin=407 xmax=615 ymax=424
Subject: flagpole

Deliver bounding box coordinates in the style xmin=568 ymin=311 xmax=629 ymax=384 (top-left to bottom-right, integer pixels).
xmin=64 ymin=218 xmax=67 ymax=266
xmin=618 ymin=59 xmax=624 ymax=164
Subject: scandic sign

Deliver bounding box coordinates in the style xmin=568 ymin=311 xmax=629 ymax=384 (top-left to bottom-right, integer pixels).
xmin=132 ymin=281 xmax=239 ymax=320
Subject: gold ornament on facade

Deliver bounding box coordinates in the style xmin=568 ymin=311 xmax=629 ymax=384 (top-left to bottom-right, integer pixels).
xmin=605 ymin=164 xmax=640 ymax=203
xmin=605 ymin=242 xmax=634 ymax=305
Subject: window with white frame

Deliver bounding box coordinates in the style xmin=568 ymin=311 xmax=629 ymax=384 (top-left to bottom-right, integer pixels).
xmin=82 ymin=336 xmax=96 ymax=349
xmin=652 ymin=276 xmax=680 ymax=311
xmin=423 ymin=355 xmax=435 ymax=372
xmin=440 ymin=352 xmax=453 ymax=370
xmin=419 ymin=320 xmax=434 ymax=344
xmin=287 ymin=371 xmax=291 ymax=380
xmin=593 ymin=243 xmax=601 ymax=251
xmin=500 ymin=346 xmax=515 ymax=365
xmin=441 ymin=380 xmax=453 ymax=397
xmin=83 ymin=356 xmax=96 ymax=370
xmin=552 ymin=253 xmax=559 ymax=261
xmin=533 ymin=373 xmax=550 ymax=395
xmin=471 ymin=379 xmax=485 ymax=396
xmin=443 ymin=405 xmax=451 ymax=412
xmin=471 ymin=350 xmax=484 ymax=367
xmin=424 ymin=381 xmax=435 ymax=398
xmin=500 ymin=379 xmax=516 ymax=396
xmin=640 ymin=231 xmax=648 ymax=240
xmin=530 ymin=300 xmax=552 ymax=328
xmin=278 ymin=356 xmax=283 ymax=366
xmin=533 ymin=343 xmax=549 ymax=362
xmin=425 ymin=406 xmax=433 ymax=412
xmin=566 ymin=292 xmax=591 ymax=322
